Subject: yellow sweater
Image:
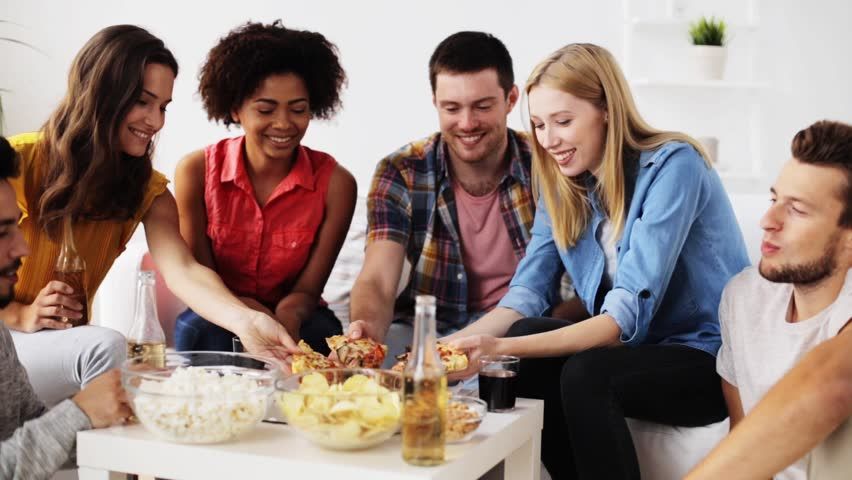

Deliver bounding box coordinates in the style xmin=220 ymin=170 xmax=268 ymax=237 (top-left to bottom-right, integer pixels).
xmin=8 ymin=132 xmax=169 ymax=318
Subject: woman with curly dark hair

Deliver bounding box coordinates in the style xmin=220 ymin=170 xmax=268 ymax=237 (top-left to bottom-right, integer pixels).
xmin=2 ymin=25 xmax=299 ymax=407
xmin=174 ymin=20 xmax=355 ymax=354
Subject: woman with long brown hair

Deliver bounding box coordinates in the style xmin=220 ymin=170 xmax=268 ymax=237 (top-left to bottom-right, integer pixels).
xmin=1 ymin=25 xmax=298 ymax=406
xmin=448 ymin=43 xmax=751 ymax=479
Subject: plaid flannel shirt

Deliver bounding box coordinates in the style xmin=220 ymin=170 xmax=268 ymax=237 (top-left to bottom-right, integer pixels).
xmin=367 ymin=129 xmax=535 ymax=330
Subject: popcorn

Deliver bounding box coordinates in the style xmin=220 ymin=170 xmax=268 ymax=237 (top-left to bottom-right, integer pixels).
xmin=131 ymin=367 xmax=269 ymax=443
xmin=278 ymin=372 xmax=401 ymax=449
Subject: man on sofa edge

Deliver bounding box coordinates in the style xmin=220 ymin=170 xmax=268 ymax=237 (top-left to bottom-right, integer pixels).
xmin=688 ymin=120 xmax=852 ymax=480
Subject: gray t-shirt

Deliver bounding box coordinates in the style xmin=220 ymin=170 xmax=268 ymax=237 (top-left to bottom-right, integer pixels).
xmin=0 ymin=325 xmax=92 ymax=479
xmin=717 ymin=267 xmax=852 ymax=480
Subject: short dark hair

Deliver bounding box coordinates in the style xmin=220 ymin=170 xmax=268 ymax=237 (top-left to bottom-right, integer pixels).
xmin=428 ymin=31 xmax=514 ymax=96
xmin=791 ymin=120 xmax=852 ymax=227
xmin=199 ymin=20 xmax=346 ymax=125
xmin=0 ymin=137 xmax=21 ymax=180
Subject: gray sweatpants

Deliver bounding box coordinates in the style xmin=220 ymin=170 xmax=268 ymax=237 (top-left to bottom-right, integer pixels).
xmin=10 ymin=326 xmax=127 ymax=407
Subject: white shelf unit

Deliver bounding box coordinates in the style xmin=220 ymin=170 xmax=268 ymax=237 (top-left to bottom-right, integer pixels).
xmin=622 ymin=0 xmax=768 ymax=188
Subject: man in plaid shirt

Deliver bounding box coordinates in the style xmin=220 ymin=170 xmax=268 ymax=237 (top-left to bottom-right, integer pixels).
xmin=347 ymin=31 xmax=558 ymax=361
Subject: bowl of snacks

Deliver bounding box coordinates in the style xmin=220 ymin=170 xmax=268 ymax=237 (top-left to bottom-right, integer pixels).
xmin=276 ymin=368 xmax=402 ymax=450
xmin=446 ymin=395 xmax=487 ymax=443
xmin=122 ymin=351 xmax=278 ymax=444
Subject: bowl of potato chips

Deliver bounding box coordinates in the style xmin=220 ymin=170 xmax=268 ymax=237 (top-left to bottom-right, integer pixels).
xmin=275 ymin=368 xmax=403 ymax=450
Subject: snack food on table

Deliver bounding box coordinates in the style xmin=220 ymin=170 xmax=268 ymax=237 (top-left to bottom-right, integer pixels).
xmin=131 ymin=366 xmax=269 ymax=443
xmin=446 ymin=396 xmax=486 ymax=443
xmin=277 ymin=370 xmax=402 ymax=450
xmin=291 ymin=340 xmax=339 ymax=374
xmin=326 ymin=335 xmax=388 ymax=368
xmin=392 ymin=341 xmax=469 ymax=373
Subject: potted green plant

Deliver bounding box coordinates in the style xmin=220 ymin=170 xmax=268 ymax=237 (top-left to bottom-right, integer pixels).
xmin=688 ymin=16 xmax=727 ymax=80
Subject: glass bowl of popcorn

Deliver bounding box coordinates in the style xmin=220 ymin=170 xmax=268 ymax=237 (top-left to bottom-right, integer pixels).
xmin=122 ymin=351 xmax=279 ymax=444
xmin=276 ymin=368 xmax=403 ymax=450
xmin=446 ymin=395 xmax=487 ymax=443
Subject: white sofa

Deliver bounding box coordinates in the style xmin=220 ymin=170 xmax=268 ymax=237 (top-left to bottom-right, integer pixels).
xmin=91 ymin=193 xmax=769 ymax=480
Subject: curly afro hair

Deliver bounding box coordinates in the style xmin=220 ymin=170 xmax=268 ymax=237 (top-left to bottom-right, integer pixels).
xmin=199 ymin=20 xmax=346 ymax=125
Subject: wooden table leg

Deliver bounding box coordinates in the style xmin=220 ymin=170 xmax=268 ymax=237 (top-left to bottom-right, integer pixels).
xmin=503 ymin=433 xmax=541 ymax=480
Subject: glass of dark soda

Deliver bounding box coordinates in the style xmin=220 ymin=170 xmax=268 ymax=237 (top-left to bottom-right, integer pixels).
xmin=478 ymin=355 xmax=520 ymax=412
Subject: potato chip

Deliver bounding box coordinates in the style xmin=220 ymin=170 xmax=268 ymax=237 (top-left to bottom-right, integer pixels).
xmin=300 ymin=372 xmax=330 ymax=393
xmin=329 ymin=399 xmax=358 ymax=416
xmin=338 ymin=419 xmax=363 ymax=441
xmin=342 ymin=374 xmax=370 ymax=392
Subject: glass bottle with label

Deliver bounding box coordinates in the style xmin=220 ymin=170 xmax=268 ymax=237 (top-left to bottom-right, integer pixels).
xmin=53 ymin=216 xmax=87 ymax=327
xmin=401 ymin=295 xmax=447 ymax=466
xmin=126 ymin=270 xmax=166 ymax=368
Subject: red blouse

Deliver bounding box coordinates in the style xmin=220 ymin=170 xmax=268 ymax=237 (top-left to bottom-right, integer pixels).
xmin=204 ymin=136 xmax=336 ymax=307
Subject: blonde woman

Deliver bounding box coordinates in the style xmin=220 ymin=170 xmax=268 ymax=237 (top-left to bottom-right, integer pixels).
xmin=448 ymin=44 xmax=750 ymax=479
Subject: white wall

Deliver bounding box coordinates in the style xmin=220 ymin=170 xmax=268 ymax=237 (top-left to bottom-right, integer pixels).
xmin=1 ymin=0 xmax=850 ymax=196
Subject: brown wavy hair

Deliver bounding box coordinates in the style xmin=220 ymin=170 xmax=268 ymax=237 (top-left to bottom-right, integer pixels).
xmin=36 ymin=24 xmax=178 ymax=238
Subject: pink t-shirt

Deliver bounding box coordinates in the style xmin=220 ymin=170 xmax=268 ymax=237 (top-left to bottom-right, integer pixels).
xmin=453 ymin=181 xmax=520 ymax=312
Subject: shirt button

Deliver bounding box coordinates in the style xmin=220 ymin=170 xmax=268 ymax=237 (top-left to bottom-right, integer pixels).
xmin=457 ymin=273 xmax=464 ymax=280
xmin=290 ymin=241 xmax=298 ymax=248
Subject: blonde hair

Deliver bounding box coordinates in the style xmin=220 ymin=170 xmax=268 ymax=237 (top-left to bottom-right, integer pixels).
xmin=526 ymin=43 xmax=710 ymax=249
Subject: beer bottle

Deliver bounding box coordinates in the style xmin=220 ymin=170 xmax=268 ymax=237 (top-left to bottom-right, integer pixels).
xmin=401 ymin=295 xmax=447 ymax=466
xmin=53 ymin=216 xmax=87 ymax=327
xmin=126 ymin=270 xmax=166 ymax=368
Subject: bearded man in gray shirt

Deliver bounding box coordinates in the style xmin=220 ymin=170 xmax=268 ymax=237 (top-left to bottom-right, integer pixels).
xmin=0 ymin=136 xmax=132 ymax=479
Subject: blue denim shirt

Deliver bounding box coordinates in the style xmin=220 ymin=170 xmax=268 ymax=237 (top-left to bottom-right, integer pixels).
xmin=498 ymin=142 xmax=750 ymax=356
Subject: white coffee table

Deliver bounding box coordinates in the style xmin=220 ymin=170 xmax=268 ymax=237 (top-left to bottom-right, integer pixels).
xmin=76 ymin=398 xmax=543 ymax=480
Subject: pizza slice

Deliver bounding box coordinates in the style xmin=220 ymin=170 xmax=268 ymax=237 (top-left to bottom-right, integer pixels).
xmin=291 ymin=340 xmax=338 ymax=374
xmin=437 ymin=342 xmax=469 ymax=372
xmin=391 ymin=341 xmax=469 ymax=373
xmin=326 ymin=335 xmax=388 ymax=368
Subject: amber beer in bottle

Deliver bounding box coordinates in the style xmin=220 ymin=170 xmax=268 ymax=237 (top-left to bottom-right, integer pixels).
xmin=53 ymin=217 xmax=87 ymax=327
xmin=401 ymin=295 xmax=447 ymax=466
xmin=126 ymin=271 xmax=166 ymax=368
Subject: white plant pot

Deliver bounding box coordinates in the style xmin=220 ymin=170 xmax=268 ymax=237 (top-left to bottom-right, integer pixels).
xmin=690 ymin=45 xmax=727 ymax=81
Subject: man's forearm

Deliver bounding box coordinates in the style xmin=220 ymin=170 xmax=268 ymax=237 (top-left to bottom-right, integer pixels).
xmin=687 ymin=333 xmax=852 ymax=480
xmin=0 ymin=400 xmax=91 ymax=480
xmin=350 ymin=280 xmax=396 ymax=341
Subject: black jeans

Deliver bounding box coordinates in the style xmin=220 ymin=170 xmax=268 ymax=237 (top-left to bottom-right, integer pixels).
xmin=507 ymin=317 xmax=727 ymax=480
